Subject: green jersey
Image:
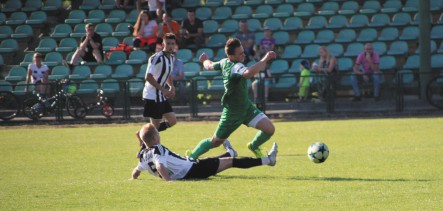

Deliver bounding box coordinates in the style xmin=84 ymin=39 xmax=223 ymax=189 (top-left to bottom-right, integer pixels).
xmin=300 ymin=68 xmax=311 ymax=87
xmin=213 ymin=58 xmax=249 ymax=112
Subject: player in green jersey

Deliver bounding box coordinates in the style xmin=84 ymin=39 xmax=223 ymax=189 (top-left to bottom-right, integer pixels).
xmin=188 ymin=38 xmax=277 ymax=159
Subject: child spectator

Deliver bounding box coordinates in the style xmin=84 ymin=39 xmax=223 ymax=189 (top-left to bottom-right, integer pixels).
xmin=256 ymin=27 xmax=275 ymax=59
xmin=298 ymin=60 xmax=311 ymax=102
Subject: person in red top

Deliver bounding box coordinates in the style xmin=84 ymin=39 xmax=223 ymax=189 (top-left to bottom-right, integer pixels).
xmin=157 ymin=12 xmax=181 ymax=48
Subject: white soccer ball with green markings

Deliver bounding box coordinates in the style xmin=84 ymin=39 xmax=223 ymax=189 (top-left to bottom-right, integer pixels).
xmin=307 ymin=142 xmax=329 ymax=163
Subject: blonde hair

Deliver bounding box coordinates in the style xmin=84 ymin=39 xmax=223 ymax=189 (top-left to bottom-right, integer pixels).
xmin=139 ymin=123 xmax=158 ymax=146
xmin=319 ymin=46 xmax=332 ymax=68
xmin=133 ymin=11 xmax=149 ymax=37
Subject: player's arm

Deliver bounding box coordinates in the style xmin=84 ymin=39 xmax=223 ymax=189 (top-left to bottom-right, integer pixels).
xmin=165 ymin=75 xmax=175 ymax=98
xmin=131 ymin=167 xmax=141 ymax=179
xmin=242 ymin=51 xmax=276 ymax=78
xmin=199 ymin=53 xmax=216 ymax=71
xmin=156 ymin=164 xmax=172 ymax=181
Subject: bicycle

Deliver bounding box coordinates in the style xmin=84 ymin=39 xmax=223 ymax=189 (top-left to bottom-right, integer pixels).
xmin=0 ymin=91 xmax=20 ymax=121
xmin=77 ymin=89 xmax=114 ymax=118
xmin=426 ymin=75 xmax=443 ymax=109
xmin=22 ymin=79 xmax=87 ymax=120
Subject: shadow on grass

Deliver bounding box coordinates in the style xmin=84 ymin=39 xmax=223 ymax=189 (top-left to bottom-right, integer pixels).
xmin=278 ymin=153 xmax=305 ymax=157
xmin=213 ymin=175 xmax=279 ymax=180
xmin=288 ymin=176 xmax=431 ymax=182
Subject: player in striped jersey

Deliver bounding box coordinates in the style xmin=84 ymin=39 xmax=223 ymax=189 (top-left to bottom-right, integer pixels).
xmin=131 ymin=123 xmax=278 ymax=181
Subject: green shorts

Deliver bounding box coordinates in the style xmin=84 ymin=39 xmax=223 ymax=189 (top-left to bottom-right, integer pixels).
xmin=215 ymin=102 xmax=266 ymax=139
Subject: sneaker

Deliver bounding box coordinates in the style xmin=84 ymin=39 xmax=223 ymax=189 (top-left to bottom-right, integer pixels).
xmin=267 ymin=142 xmax=278 ymax=166
xmin=185 ymin=150 xmax=192 ymax=157
xmin=351 ymin=96 xmax=361 ymax=102
xmin=223 ymin=140 xmax=238 ymax=157
xmin=247 ymin=142 xmax=265 ymax=158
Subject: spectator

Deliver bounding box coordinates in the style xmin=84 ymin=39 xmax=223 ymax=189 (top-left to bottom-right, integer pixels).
xmin=235 ymin=20 xmax=255 ymax=63
xmin=69 ymin=23 xmax=103 ymax=68
xmin=350 ymin=43 xmax=381 ymax=101
xmin=25 ymin=53 xmax=50 ymax=97
xmin=170 ymin=58 xmax=186 ymax=104
xmin=115 ymin=0 xmax=130 ymax=9
xmin=312 ymin=46 xmax=337 ymax=101
xmin=133 ymin=10 xmax=158 ymax=52
xmin=298 ymin=60 xmax=311 ymax=102
xmin=180 ymin=9 xmax=204 ymax=49
xmin=251 ymin=68 xmax=271 ymax=103
xmin=157 ymin=12 xmax=181 ymax=48
xmin=256 ymin=26 xmax=275 ymax=60
xmin=136 ymin=0 xmax=165 ymax=20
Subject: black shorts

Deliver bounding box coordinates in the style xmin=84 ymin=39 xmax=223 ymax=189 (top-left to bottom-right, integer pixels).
xmin=82 ymin=52 xmax=96 ymax=62
xmin=143 ymin=99 xmax=173 ymax=119
xmin=183 ymin=158 xmax=220 ymax=179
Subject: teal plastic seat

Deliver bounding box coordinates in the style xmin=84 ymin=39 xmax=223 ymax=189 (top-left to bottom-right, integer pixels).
xmin=399 ymin=26 xmax=419 ymax=41
xmin=65 ymin=10 xmax=86 ymax=24
xmin=105 ymin=10 xmax=125 ymax=23
xmin=208 ymin=76 xmax=224 ymax=91
xmin=79 ymin=0 xmax=100 ymax=10
xmin=0 ymin=39 xmax=18 ymax=53
xmin=48 ymin=66 xmax=69 ymax=80
xmin=403 ymin=55 xmax=419 ymax=70
xmin=377 ymin=27 xmax=399 ymax=41
xmin=125 ymin=10 xmax=139 ymax=23
xmin=273 ymin=4 xmax=294 ymax=18
xmin=395 ymin=70 xmax=414 ymax=85
xmin=11 ymin=25 xmax=33 ymax=39
xmin=305 ymin=16 xmax=327 ymax=30
xmin=371 ymin=42 xmax=387 ymax=56
xmin=56 ymin=38 xmax=77 ymax=53
xmin=254 ymin=32 xmax=264 ymax=46
xmin=402 ymin=0 xmax=418 ymax=12
xmin=6 ymin=12 xmax=27 ymax=25
xmin=368 ymin=14 xmax=390 ymax=27
xmin=273 ymin=31 xmax=289 ymax=45
xmin=430 ymin=0 xmax=443 ymax=11
xmin=196 ymin=7 xmax=212 ymax=21
xmin=171 ymin=8 xmax=187 ymax=21
xmin=42 ymin=0 xmax=62 ymax=11
xmin=193 ymin=48 xmax=214 ymax=62
xmin=205 ymin=0 xmax=223 ymax=7
xmin=269 ymin=60 xmax=289 ymax=75
xmin=176 ymin=49 xmax=193 ymax=63
xmin=183 ymin=0 xmax=201 ymax=7
xmin=318 ymin=2 xmax=339 ymax=16
xmin=224 ymin=0 xmax=243 ymax=6
xmin=0 ymin=81 xmax=13 ymax=92
xmin=411 ymin=13 xmax=432 ymax=25
xmin=379 ymin=56 xmax=397 ymax=72
xmin=112 ymin=64 xmax=134 ymax=80
xmin=218 ymin=20 xmax=238 ymax=33
xmin=212 ymin=7 xmax=232 ymax=20
xmin=69 ymin=66 xmax=92 ymax=81
xmin=359 ymin=1 xmax=381 ymax=14
xmin=200 ymin=69 xmax=221 ymax=77
xmin=344 ymin=43 xmax=364 ymax=57
xmin=35 ymin=38 xmax=57 ymax=53
xmin=0 ymin=55 xmax=3 ymax=66
xmin=102 ymin=37 xmax=119 ymax=51
xmin=203 ymin=20 xmax=218 ymax=34
xmin=95 ymin=23 xmax=113 ymax=37
xmin=338 ymin=1 xmax=359 ymax=15
xmin=431 ymin=54 xmax=443 ymax=69
xmin=232 ymin=6 xmax=252 ymax=19
xmin=90 ymin=65 xmax=112 ymax=80
xmin=13 ymin=81 xmax=33 ymax=96
xmin=293 ymin=3 xmax=315 ymax=17
xmin=193 ymin=76 xmax=209 ymax=91
xmin=184 ymin=62 xmax=201 ymax=78
xmin=0 ymin=13 xmax=5 ymax=25
xmin=282 ymin=17 xmax=302 ymax=31
xmin=431 ymin=26 xmax=443 ymax=40
xmin=294 ymin=30 xmax=314 ymax=45
xmin=136 ymin=64 xmax=148 ymax=79
xmin=288 ymin=59 xmax=304 ymax=73
xmin=263 ymin=18 xmax=282 ymax=31
xmin=50 ymin=24 xmax=72 ymax=39
xmin=70 ymin=23 xmax=86 ymax=38
xmin=313 ymin=30 xmax=334 ymax=44
xmin=328 ymin=43 xmax=344 ymax=57
xmin=437 ymin=42 xmax=443 ymax=54
xmin=76 ymin=79 xmax=99 ymax=94
xmin=244 ymin=0 xmax=263 ymax=6
xmin=66 ymin=52 xmax=82 ymax=64
xmin=0 ymin=26 xmax=13 ymax=39
xmin=213 ymin=48 xmax=226 ymax=61
xmin=356 ymin=28 xmax=377 ymax=42
xmin=348 ymin=14 xmax=369 ymax=28
xmin=99 ymin=0 xmax=116 ymax=10
xmin=128 ymin=78 xmax=144 ymax=97
xmin=390 ymin=13 xmax=411 ymax=26
xmin=335 ymin=29 xmax=356 ymax=43
xmin=43 ymin=52 xmax=63 ymax=67
xmin=252 ymin=5 xmax=272 ymax=19
xmin=326 ymin=15 xmax=347 ymax=29
xmin=126 ymin=50 xmax=148 ymax=65
xmin=84 ymin=10 xmax=105 ymax=24
xmin=105 ymin=51 xmax=126 ymax=65
xmin=19 ymin=53 xmax=33 ymax=68
xmin=281 ymin=45 xmax=301 ymax=60
xmin=247 ymin=19 xmax=262 ymax=32
xmin=1 ymin=0 xmax=21 ymax=13
xmin=381 ymin=0 xmax=402 ymax=13
xmin=5 ymin=66 xmax=27 ymax=83
xmin=22 ymin=0 xmax=41 ymax=12
xmin=273 ymin=74 xmax=297 ymax=89
xmin=207 ymin=34 xmax=227 ymax=48
xmin=101 ymin=79 xmax=120 ymax=95
xmin=112 ymin=22 xmax=131 ymax=37
xmin=26 ymin=11 xmax=47 ymax=25
xmin=301 ymin=44 xmax=320 ymax=59
xmin=337 ymin=57 xmax=353 ymax=72
xmin=122 ymin=37 xmax=134 ymax=47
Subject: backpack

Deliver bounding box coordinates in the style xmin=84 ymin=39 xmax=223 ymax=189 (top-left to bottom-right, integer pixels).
xmin=106 ymin=43 xmax=132 ymax=59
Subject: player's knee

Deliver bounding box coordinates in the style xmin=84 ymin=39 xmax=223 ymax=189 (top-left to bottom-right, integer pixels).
xmin=168 ymin=119 xmax=177 ymax=127
xmin=264 ymin=124 xmax=275 ymax=136
xmin=212 ymin=138 xmax=224 ymax=147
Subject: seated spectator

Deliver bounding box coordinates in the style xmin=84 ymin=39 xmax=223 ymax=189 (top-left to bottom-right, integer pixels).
xmin=157 ymin=12 xmax=181 ymax=49
xmin=252 ymin=68 xmax=271 ymax=103
xmin=298 ymin=60 xmax=311 ymax=102
xmin=137 ymin=0 xmax=165 ymax=20
xmin=180 ymin=9 xmax=204 ymax=49
xmin=171 ymin=58 xmax=186 ymax=104
xmin=312 ymin=46 xmax=337 ymax=101
xmin=69 ymin=23 xmax=103 ymax=68
xmin=133 ymin=10 xmax=158 ymax=52
xmin=25 ymin=53 xmax=50 ymax=97
xmin=256 ymin=27 xmax=275 ymax=60
xmin=115 ymin=0 xmax=130 ymax=9
xmin=350 ymin=43 xmax=381 ymax=102
xmin=236 ymin=20 xmax=255 ymax=63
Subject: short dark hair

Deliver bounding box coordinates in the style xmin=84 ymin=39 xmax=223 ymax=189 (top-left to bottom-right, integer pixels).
xmin=86 ymin=23 xmax=95 ymax=28
xmin=164 ymin=33 xmax=176 ymax=40
xmin=225 ymin=38 xmax=242 ymax=56
xmin=187 ymin=8 xmax=195 ymax=13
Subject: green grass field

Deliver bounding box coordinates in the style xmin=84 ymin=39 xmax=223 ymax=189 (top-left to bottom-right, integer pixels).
xmin=1 ymin=118 xmax=442 ymax=210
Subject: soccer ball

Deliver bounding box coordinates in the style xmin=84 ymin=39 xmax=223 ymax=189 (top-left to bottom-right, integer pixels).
xmin=307 ymin=142 xmax=329 ymax=163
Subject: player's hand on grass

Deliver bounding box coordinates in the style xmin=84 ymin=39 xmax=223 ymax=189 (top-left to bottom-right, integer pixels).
xmin=199 ymin=53 xmax=209 ymax=63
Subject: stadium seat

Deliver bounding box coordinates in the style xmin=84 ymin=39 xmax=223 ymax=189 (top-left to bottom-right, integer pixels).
xmin=76 ymin=79 xmax=99 ymax=95
xmin=232 ymin=6 xmax=252 ymax=19
xmin=377 ymin=27 xmax=399 ymax=41
xmin=35 ymin=38 xmax=57 ymax=53
xmin=273 ymin=74 xmax=297 ymax=89
xmin=193 ymin=48 xmax=214 ymax=62
xmin=79 ymin=0 xmax=100 ymax=10
xmin=193 ymin=76 xmax=209 ymax=91
xmin=184 ymin=62 xmax=201 ymax=78
xmin=285 ymin=0 xmax=302 ymax=3
xmin=212 ymin=7 xmax=232 ymax=20
xmin=269 ymin=60 xmax=289 ymax=75
xmin=95 ymin=23 xmax=113 ymax=37
xmin=50 ymin=24 xmax=72 ymax=39
xmin=318 ymin=2 xmax=339 ymax=16
xmin=102 ymin=37 xmax=119 ymax=51
xmin=390 ymin=13 xmax=411 ymax=26
xmin=281 ymin=45 xmax=301 ymax=60
xmin=371 ymin=42 xmax=387 ymax=56
xmin=11 ymin=25 xmax=33 ymax=39
xmin=48 ymin=66 xmax=70 ymax=80
xmin=273 ymin=31 xmax=290 ymax=45
xmin=402 ymin=0 xmax=418 ymax=12
xmin=128 ymin=78 xmax=144 ymax=97
xmin=431 ymin=26 xmax=443 ymax=40
xmin=22 ymin=0 xmax=42 ymax=12
xmin=213 ymin=48 xmax=226 ymax=61
xmin=43 ymin=52 xmax=63 ymax=67
xmin=208 ymin=76 xmax=224 ymax=91
xmin=205 ymin=0 xmax=223 ymax=7
xmin=437 ymin=42 xmax=443 ymax=54
xmin=26 ymin=11 xmax=48 ymax=25
xmin=394 ymin=69 xmax=414 ymax=85
xmin=5 ymin=12 xmax=27 ymax=25
xmin=273 ymin=4 xmax=294 ymax=18
xmin=254 ymin=32 xmax=264 ymax=46
xmin=293 ymin=3 xmax=315 ymax=17
xmin=200 ymin=69 xmax=220 ymax=77
xmin=430 ymin=0 xmax=443 ymax=11
xmin=368 ymin=14 xmax=390 ymax=27
xmin=183 ymin=0 xmax=201 ymax=7
xmin=125 ymin=10 xmax=139 ymax=23
xmin=381 ymin=0 xmax=402 ymax=13
xmin=348 ymin=14 xmax=369 ymax=28
xmin=136 ymin=64 xmax=148 ymax=78
xmin=171 ymin=8 xmax=187 ymax=21
xmin=326 ymin=15 xmax=347 ymax=29
xmin=344 ymin=43 xmax=364 ymax=57
xmin=263 ymin=18 xmax=282 ymax=31
xmin=69 ymin=66 xmax=92 ymax=81
xmin=294 ymin=30 xmax=315 ymax=45
xmin=301 ymin=44 xmax=321 ymax=59
xmin=66 ymin=52 xmax=81 ymax=64
xmin=247 ymin=19 xmax=262 ymax=32
xmin=313 ymin=30 xmax=334 ymax=44
xmin=112 ymin=23 xmax=131 ymax=37
xmin=101 ymin=79 xmax=120 ymax=95
xmin=1 ymin=0 xmax=22 ymax=13
xmin=196 ymin=7 xmax=212 ymax=21
xmin=387 ymin=41 xmax=408 ymax=56
xmin=126 ymin=50 xmax=148 ymax=65
xmin=411 ymin=13 xmax=432 ymax=26
xmin=0 ymin=55 xmax=4 ymax=67
xmin=112 ymin=64 xmax=134 ymax=80
xmin=0 ymin=39 xmax=18 ymax=53
xmin=42 ymin=0 xmax=62 ymax=11
xmin=218 ymin=20 xmax=238 ymax=33
xmin=438 ymin=13 xmax=443 ymax=25
xmin=252 ymin=5 xmax=273 ymax=19
xmin=0 ymin=26 xmax=13 ymax=40
xmin=98 ymin=0 xmax=116 ymax=10
xmin=305 ymin=16 xmax=327 ymax=30
xmin=122 ymin=37 xmax=134 ymax=47
xmin=105 ymin=51 xmax=126 ymax=65
xmin=203 ymin=20 xmax=218 ymax=34
xmin=356 ymin=28 xmax=377 ymax=42
xmin=328 ymin=43 xmax=344 ymax=57
xmin=337 ymin=57 xmax=353 ymax=72
xmin=379 ymin=56 xmax=397 ymax=72
xmin=206 ymin=34 xmax=227 ymax=48
xmin=5 ymin=66 xmax=27 ymax=83
xmin=19 ymin=53 xmax=33 ymax=68
xmin=70 ymin=23 xmax=87 ymax=38
xmin=399 ymin=26 xmax=419 ymax=41
xmin=431 ymin=54 xmax=443 ymax=69
xmin=281 ymin=17 xmax=302 ymax=31
xmin=0 ymin=81 xmax=13 ymax=92
xmin=288 ymin=59 xmax=304 ymax=73
xmin=176 ymin=49 xmax=193 ymax=63
xmin=0 ymin=13 xmax=5 ymax=25
xmin=105 ymin=10 xmax=126 ymax=23
xmin=359 ymin=1 xmax=381 ymax=14
xmin=244 ymin=0 xmax=263 ymax=6
xmin=265 ymin=0 xmax=282 ymax=4
xmin=338 ymin=1 xmax=359 ymax=15
xmin=403 ymin=55 xmax=419 ymax=70
xmin=85 ymin=10 xmax=105 ymax=24
xmin=335 ymin=29 xmax=356 ymax=43
xmin=13 ymin=81 xmax=32 ymax=96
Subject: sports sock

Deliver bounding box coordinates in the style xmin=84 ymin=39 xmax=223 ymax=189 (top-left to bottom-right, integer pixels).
xmin=158 ymin=121 xmax=170 ymax=132
xmin=189 ymin=138 xmax=213 ymax=159
xmin=232 ymin=158 xmax=262 ymax=168
xmin=249 ymin=131 xmax=272 ymax=150
xmin=216 ymin=152 xmax=231 ymax=158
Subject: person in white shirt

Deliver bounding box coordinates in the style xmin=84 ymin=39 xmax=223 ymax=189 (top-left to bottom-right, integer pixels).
xmin=133 ymin=10 xmax=159 ymax=52
xmin=25 ymin=53 xmax=50 ymax=96
xmin=131 ymin=123 xmax=278 ymax=181
xmin=136 ymin=0 xmax=165 ymax=20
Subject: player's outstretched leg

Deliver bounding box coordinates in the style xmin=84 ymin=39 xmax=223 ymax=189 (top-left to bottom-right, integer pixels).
xmin=247 ymin=117 xmax=275 ymax=158
xmin=215 ymin=140 xmax=238 ymax=158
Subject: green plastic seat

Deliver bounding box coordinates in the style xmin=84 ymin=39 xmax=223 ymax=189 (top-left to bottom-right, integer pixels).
xmin=5 ymin=66 xmax=27 ymax=83
xmin=22 ymin=0 xmax=42 ymax=12
xmin=0 ymin=26 xmax=13 ymax=39
xmin=402 ymin=0 xmax=418 ymax=12
xmin=403 ymin=55 xmax=419 ymax=70
xmin=26 ymin=11 xmax=47 ymax=25
xmin=196 ymin=7 xmax=212 ymax=21
xmin=76 ymin=79 xmax=99 ymax=94
xmin=122 ymin=36 xmax=134 ymax=47
xmin=19 ymin=53 xmax=33 ymax=68
xmin=105 ymin=51 xmax=126 ymax=65
xmin=206 ymin=34 xmax=227 ymax=48
xmin=379 ymin=56 xmax=397 ymax=72
xmin=224 ymin=0 xmax=243 ymax=6
xmin=203 ymin=20 xmax=218 ymax=34
xmin=192 ymin=76 xmax=209 ymax=91
xmin=35 ymin=38 xmax=57 ymax=53
xmin=411 ymin=13 xmax=432 ymax=25
xmin=335 ymin=29 xmax=356 ymax=43
xmin=125 ymin=10 xmax=139 ymax=23
xmin=377 ymin=27 xmax=399 ymax=41
xmin=184 ymin=62 xmax=201 ymax=78
xmin=101 ymin=79 xmax=120 ymax=95
xmin=200 ymin=69 xmax=221 ymax=77
xmin=247 ymin=19 xmax=262 ymax=32
xmin=84 ymin=10 xmax=105 ymax=24
xmin=90 ymin=65 xmax=112 ymax=80
xmin=208 ymin=76 xmax=225 ymax=91
xmin=102 ymin=37 xmax=119 ymax=51
xmin=356 ymin=28 xmax=377 ymax=42
xmin=273 ymin=31 xmax=290 ymax=45
xmin=70 ymin=23 xmax=86 ymax=38
xmin=326 ymin=15 xmax=347 ymax=29
xmin=99 ymin=0 xmax=116 ymax=10
xmin=431 ymin=26 xmax=443 ymax=40
xmin=112 ymin=64 xmax=134 ymax=80
xmin=337 ymin=57 xmax=353 ymax=72
xmin=399 ymin=26 xmax=419 ymax=41
xmin=6 ymin=12 xmax=27 ymax=25
xmin=281 ymin=17 xmax=302 ymax=31
xmin=263 ymin=18 xmax=282 ymax=31
xmin=344 ymin=43 xmax=364 ymax=57
xmin=1 ymin=0 xmax=22 ymax=13
xmin=244 ymin=0 xmax=263 ymax=6
xmin=381 ymin=0 xmax=402 ymax=13
xmin=0 ymin=81 xmax=13 ymax=92
xmin=105 ymin=10 xmax=125 ymax=23
xmin=95 ymin=23 xmax=113 ymax=37
xmin=305 ymin=16 xmax=327 ymax=30
xmin=293 ymin=3 xmax=315 ymax=17
xmin=171 ymin=8 xmax=187 ymax=22
xmin=126 ymin=50 xmax=148 ymax=65
xmin=294 ymin=30 xmax=314 ymax=45
xmin=281 ymin=45 xmax=301 ymax=60
xmin=213 ymin=48 xmax=226 ymax=61
xmin=176 ymin=49 xmax=193 ymax=63
xmin=338 ymin=1 xmax=359 ymax=15
xmin=42 ymin=0 xmax=62 ymax=11
xmin=254 ymin=32 xmax=264 ymax=46
xmin=56 ymin=38 xmax=77 ymax=53
xmin=273 ymin=74 xmax=297 ymax=89
xmin=13 ymin=81 xmax=33 ymax=96
xmin=313 ymin=30 xmax=334 ymax=44
xmin=218 ymin=20 xmax=238 ymax=33
xmin=66 ymin=52 xmax=83 ymax=64
xmin=0 ymin=13 xmax=5 ymax=25
xmin=65 ymin=10 xmax=86 ymax=24
xmin=43 ymin=52 xmax=63 ymax=67
xmin=79 ymin=0 xmax=100 ymax=10
xmin=328 ymin=43 xmax=344 ymax=57
xmin=128 ymin=78 xmax=144 ymax=97
xmin=232 ymin=6 xmax=252 ymax=19
xmin=395 ymin=70 xmax=414 ymax=85
xmin=0 ymin=39 xmax=19 ymax=53
xmin=318 ymin=2 xmax=339 ymax=16
xmin=136 ymin=64 xmax=148 ymax=79
xmin=193 ymin=48 xmax=214 ymax=62
xmin=359 ymin=1 xmax=381 ymax=14
xmin=269 ymin=60 xmax=289 ymax=75
xmin=390 ymin=13 xmax=411 ymax=27
xmin=368 ymin=14 xmax=390 ymax=27
xmin=212 ymin=7 xmax=232 ymax=20
xmin=69 ymin=65 xmax=92 ymax=81
xmin=11 ymin=25 xmax=33 ymax=39
xmin=301 ymin=44 xmax=320 ymax=59
xmin=371 ymin=42 xmax=387 ymax=56
xmin=50 ymin=24 xmax=72 ymax=39
xmin=112 ymin=22 xmax=131 ymax=37
xmin=437 ymin=42 xmax=443 ymax=54
xmin=430 ymin=0 xmax=443 ymax=11
xmin=288 ymin=59 xmax=304 ymax=73
xmin=205 ymin=0 xmax=223 ymax=7
xmin=252 ymin=5 xmax=272 ymax=19
xmin=48 ymin=66 xmax=69 ymax=80
xmin=183 ymin=0 xmax=201 ymax=7
xmin=348 ymin=14 xmax=369 ymax=28
xmin=273 ymin=4 xmax=294 ymax=18
xmin=431 ymin=54 xmax=443 ymax=69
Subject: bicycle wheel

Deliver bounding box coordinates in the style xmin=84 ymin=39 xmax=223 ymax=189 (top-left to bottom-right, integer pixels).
xmin=0 ymin=91 xmax=20 ymax=121
xmin=66 ymin=94 xmax=87 ymax=119
xmin=101 ymin=103 xmax=114 ymax=118
xmin=426 ymin=76 xmax=443 ymax=109
xmin=22 ymin=97 xmax=43 ymax=120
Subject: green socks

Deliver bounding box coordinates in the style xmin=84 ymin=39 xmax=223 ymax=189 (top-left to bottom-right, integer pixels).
xmin=189 ymin=138 xmax=213 ymax=159
xmin=249 ymin=131 xmax=272 ymax=150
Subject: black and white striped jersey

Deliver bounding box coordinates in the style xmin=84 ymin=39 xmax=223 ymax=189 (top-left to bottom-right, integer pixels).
xmin=136 ymin=144 xmax=194 ymax=180
xmin=143 ymin=51 xmax=175 ymax=102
